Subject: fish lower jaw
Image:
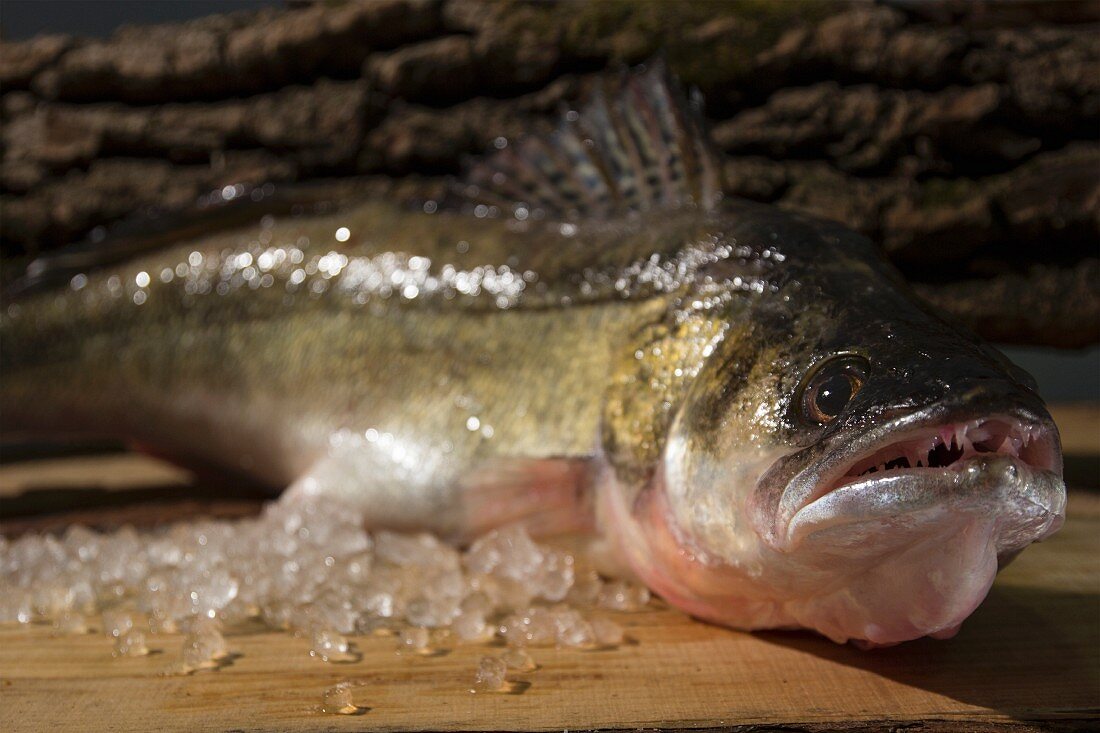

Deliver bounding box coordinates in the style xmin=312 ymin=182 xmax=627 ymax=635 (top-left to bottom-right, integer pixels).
xmin=787 ymin=451 xmax=1065 ymax=550
xmin=779 ymin=505 xmax=1015 ymax=646
xmin=776 ymin=452 xmax=1065 ymax=644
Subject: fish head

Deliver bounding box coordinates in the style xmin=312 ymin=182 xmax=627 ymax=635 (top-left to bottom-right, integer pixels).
xmin=608 ymin=229 xmax=1066 ymax=646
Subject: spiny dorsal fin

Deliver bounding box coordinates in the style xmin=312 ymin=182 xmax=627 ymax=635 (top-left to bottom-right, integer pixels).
xmin=462 ymin=60 xmax=725 ymax=221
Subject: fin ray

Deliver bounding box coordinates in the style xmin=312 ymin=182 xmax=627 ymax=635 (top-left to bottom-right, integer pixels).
xmin=463 ymin=60 xmax=724 ymax=222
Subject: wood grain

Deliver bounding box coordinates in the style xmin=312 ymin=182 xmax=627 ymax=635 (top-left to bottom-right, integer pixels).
xmin=0 ymin=407 xmax=1097 ymax=732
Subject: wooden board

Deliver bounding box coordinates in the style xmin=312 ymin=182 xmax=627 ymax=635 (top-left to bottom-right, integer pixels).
xmin=1 ymin=406 xmax=1098 ymax=732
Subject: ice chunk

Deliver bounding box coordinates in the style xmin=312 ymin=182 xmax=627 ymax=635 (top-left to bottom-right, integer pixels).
xmin=459 ymin=591 xmax=493 ymax=618
xmin=499 ymin=607 xmax=557 ymax=647
xmin=472 ymin=655 xmax=507 ymax=692
xmin=186 ymin=566 xmax=239 ymax=618
xmin=101 ymin=609 xmax=134 ymax=639
xmin=335 ymin=553 xmax=373 ymax=586
xmin=405 ymin=564 xmax=464 ymax=627
xmin=465 ymin=525 xmax=542 ymax=582
xmin=34 ymin=583 xmax=75 ymax=618
xmin=551 ymin=607 xmax=596 ymax=649
xmin=63 ymin=525 xmax=102 ymax=562
xmin=591 ymin=617 xmax=625 ymax=647
xmin=451 ymin=609 xmax=494 ymax=642
xmin=54 ymin=611 xmax=90 ymax=635
xmin=95 ymin=526 xmax=147 ymax=591
xmin=325 ymin=526 xmax=372 ymax=559
xmin=0 ymin=591 xmax=33 ymax=625
xmin=321 ymin=681 xmax=364 ymax=715
xmin=181 ymin=617 xmax=229 ymax=671
xmin=310 ymin=628 xmax=357 ymax=663
xmin=68 ymin=579 xmax=96 ymax=614
xmin=295 ymin=592 xmax=360 ymax=634
xmin=405 ymin=594 xmax=460 ymax=629
xmin=113 ymin=629 xmax=150 ymax=657
xmin=566 ymin=569 xmax=602 ymax=607
xmin=494 ymin=577 xmax=536 ymax=611
xmin=397 ymin=627 xmax=431 ymax=654
xmin=376 ymin=532 xmax=454 ymax=568
xmin=534 ymin=549 xmax=574 ymax=602
xmin=147 ymin=612 xmax=179 ymax=635
xmin=501 ymin=648 xmax=537 ymax=671
xmin=463 ymin=531 xmax=505 ymax=575
xmin=141 ymin=572 xmax=193 ymax=624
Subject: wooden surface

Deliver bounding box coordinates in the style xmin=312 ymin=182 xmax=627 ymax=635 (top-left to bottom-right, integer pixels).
xmin=0 ymin=405 xmax=1098 ymax=732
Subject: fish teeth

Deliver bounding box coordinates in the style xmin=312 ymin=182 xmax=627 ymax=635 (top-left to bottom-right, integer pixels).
xmin=840 ymin=418 xmax=1045 ymax=488
xmin=969 ymin=425 xmax=991 ymax=444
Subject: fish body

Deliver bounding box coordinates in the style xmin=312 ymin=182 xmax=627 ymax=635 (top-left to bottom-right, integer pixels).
xmin=0 ymin=66 xmax=1065 ymax=646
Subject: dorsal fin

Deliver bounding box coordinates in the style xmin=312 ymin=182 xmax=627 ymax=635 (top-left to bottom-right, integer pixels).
xmin=462 ymin=60 xmax=725 ymax=221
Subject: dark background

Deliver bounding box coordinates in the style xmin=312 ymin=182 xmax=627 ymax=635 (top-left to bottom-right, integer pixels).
xmin=1 ymin=1 xmax=279 ymax=41
xmin=1 ymin=0 xmax=1097 ymax=401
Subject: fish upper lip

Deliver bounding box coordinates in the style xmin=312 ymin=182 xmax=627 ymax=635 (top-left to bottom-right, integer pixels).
xmin=774 ymin=405 xmax=1062 ymax=538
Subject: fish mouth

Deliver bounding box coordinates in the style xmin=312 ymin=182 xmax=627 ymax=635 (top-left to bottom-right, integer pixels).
xmin=828 ymin=416 xmax=1059 ymax=494
xmin=781 ymin=411 xmax=1064 ymax=549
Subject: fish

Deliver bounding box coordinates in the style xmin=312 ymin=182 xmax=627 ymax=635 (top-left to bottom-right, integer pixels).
xmin=0 ymin=63 xmax=1065 ymax=647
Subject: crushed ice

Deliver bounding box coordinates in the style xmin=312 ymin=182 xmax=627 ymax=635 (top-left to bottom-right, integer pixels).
xmin=0 ymin=498 xmax=650 ymax=694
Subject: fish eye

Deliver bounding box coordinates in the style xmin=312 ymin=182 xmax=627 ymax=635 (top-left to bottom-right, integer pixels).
xmin=799 ymin=355 xmax=868 ymax=425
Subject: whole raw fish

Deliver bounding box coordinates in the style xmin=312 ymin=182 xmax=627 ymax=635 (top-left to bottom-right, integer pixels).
xmin=0 ymin=65 xmax=1065 ymax=646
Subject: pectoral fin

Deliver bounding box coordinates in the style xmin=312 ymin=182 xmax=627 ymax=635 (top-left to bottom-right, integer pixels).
xmin=455 ymin=457 xmax=597 ymax=541
xmin=278 ymin=448 xmax=597 ymax=544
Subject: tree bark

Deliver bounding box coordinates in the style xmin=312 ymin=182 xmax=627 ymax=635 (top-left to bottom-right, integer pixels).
xmin=1 ymin=0 xmax=1097 ymax=347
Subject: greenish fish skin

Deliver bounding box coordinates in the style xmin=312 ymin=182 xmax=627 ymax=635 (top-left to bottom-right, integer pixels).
xmin=0 ymin=66 xmax=1066 ymax=647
